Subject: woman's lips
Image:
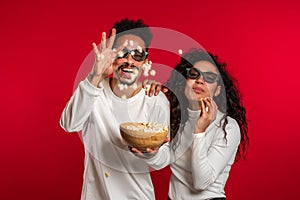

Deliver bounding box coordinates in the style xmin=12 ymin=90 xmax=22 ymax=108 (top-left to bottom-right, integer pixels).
xmin=193 ymin=87 xmax=205 ymax=93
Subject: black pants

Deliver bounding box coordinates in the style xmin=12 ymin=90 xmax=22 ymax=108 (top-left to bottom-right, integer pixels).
xmin=168 ymin=197 xmax=225 ymax=200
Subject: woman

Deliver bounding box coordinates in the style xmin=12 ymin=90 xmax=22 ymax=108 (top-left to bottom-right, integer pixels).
xmin=137 ymin=49 xmax=249 ymax=199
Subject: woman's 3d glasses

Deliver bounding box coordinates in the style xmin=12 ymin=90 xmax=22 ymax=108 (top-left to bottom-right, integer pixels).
xmin=186 ymin=68 xmax=219 ymax=83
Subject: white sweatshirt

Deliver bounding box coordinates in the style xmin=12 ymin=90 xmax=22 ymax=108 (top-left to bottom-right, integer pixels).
xmin=146 ymin=109 xmax=240 ymax=200
xmin=60 ymin=78 xmax=170 ymax=200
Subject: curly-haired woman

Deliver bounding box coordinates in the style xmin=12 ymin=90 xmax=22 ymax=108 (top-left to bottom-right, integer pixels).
xmin=133 ymin=49 xmax=249 ymax=200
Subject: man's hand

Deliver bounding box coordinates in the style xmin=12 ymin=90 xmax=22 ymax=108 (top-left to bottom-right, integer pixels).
xmin=88 ymin=28 xmax=118 ymax=87
xmin=129 ymin=137 xmax=170 ymax=158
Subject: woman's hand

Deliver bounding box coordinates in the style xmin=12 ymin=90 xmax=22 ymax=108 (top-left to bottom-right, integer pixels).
xmin=142 ymin=79 xmax=169 ymax=97
xmin=88 ymin=28 xmax=118 ymax=87
xmin=195 ymin=97 xmax=218 ymax=133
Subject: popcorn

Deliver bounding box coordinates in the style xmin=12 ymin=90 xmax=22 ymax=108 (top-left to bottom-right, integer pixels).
xmin=143 ymin=61 xmax=152 ymax=77
xmin=129 ymin=40 xmax=134 ymax=47
xmin=123 ymin=39 xmax=128 ymax=47
xmin=178 ymin=49 xmax=183 ymax=55
xmin=121 ymin=95 xmax=127 ymax=99
xmin=137 ymin=46 xmax=143 ymax=53
xmin=131 ymin=83 xmax=138 ymax=90
xmin=125 ymin=122 xmax=168 ymax=133
xmin=117 ymin=50 xmax=125 ymax=58
xmin=149 ymin=70 xmax=156 ymax=76
xmin=145 ymin=84 xmax=150 ymax=92
xmin=130 ymin=51 xmax=135 ymax=56
xmin=118 ymin=84 xmax=125 ymax=91
xmin=97 ymin=54 xmax=105 ymax=60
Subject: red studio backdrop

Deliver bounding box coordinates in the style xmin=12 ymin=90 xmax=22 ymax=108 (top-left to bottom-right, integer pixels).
xmin=1 ymin=0 xmax=300 ymax=199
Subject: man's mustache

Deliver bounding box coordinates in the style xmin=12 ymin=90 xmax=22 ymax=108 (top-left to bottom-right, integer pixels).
xmin=117 ymin=63 xmax=139 ymax=73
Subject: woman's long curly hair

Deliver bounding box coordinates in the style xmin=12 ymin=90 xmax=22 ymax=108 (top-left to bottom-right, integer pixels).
xmin=164 ymin=49 xmax=249 ymax=160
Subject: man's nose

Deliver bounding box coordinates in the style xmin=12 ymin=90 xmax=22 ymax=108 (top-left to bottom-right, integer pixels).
xmin=125 ymin=54 xmax=135 ymax=64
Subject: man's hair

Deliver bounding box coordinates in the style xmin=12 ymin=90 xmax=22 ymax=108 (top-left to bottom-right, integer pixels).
xmin=110 ymin=18 xmax=153 ymax=50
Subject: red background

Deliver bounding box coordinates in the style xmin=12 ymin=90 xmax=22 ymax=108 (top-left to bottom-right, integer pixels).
xmin=1 ymin=0 xmax=300 ymax=199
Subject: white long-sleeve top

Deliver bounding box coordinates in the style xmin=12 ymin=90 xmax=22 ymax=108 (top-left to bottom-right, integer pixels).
xmin=146 ymin=109 xmax=240 ymax=200
xmin=60 ymin=78 xmax=170 ymax=200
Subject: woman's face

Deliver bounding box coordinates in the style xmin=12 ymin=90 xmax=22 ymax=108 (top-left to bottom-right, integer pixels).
xmin=184 ymin=60 xmax=221 ymax=102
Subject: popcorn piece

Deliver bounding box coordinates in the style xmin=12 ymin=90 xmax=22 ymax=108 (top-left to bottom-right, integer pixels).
xmin=149 ymin=69 xmax=156 ymax=76
xmin=117 ymin=51 xmax=125 ymax=58
xmin=143 ymin=61 xmax=152 ymax=77
xmin=137 ymin=46 xmax=143 ymax=53
xmin=118 ymin=84 xmax=125 ymax=91
xmin=163 ymin=126 xmax=168 ymax=131
xmin=145 ymin=84 xmax=150 ymax=92
xmin=178 ymin=49 xmax=183 ymax=55
xmin=97 ymin=54 xmax=105 ymax=60
xmin=129 ymin=40 xmax=134 ymax=46
xmin=132 ymin=83 xmax=138 ymax=90
xmin=130 ymin=51 xmax=135 ymax=56
xmin=123 ymin=39 xmax=128 ymax=47
xmin=121 ymin=95 xmax=127 ymax=99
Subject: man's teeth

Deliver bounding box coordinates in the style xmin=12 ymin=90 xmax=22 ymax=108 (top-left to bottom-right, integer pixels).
xmin=122 ymin=68 xmax=134 ymax=73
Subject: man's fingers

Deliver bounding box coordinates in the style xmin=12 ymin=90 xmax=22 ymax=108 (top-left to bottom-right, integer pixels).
xmin=92 ymin=42 xmax=100 ymax=54
xmin=129 ymin=146 xmax=144 ymax=157
xmin=100 ymin=32 xmax=107 ymax=51
xmin=107 ymin=28 xmax=116 ymax=50
xmin=129 ymin=146 xmax=157 ymax=158
xmin=145 ymin=147 xmax=158 ymax=155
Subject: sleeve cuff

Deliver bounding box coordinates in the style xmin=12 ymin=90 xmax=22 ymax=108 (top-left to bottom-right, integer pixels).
xmin=193 ymin=132 xmax=206 ymax=138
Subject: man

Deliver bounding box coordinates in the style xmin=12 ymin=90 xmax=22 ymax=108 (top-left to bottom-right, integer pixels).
xmin=60 ymin=18 xmax=170 ymax=200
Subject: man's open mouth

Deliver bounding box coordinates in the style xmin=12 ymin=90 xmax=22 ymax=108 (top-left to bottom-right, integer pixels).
xmin=121 ymin=68 xmax=134 ymax=73
xmin=118 ymin=64 xmax=139 ymax=74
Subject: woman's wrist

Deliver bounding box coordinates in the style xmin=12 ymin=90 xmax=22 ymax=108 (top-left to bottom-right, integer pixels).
xmin=194 ymin=129 xmax=205 ymax=134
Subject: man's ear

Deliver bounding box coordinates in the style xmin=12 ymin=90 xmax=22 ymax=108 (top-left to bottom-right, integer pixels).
xmin=214 ymin=85 xmax=221 ymax=97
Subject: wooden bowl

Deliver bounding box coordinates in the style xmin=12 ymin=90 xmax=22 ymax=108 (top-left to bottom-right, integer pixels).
xmin=120 ymin=122 xmax=168 ymax=152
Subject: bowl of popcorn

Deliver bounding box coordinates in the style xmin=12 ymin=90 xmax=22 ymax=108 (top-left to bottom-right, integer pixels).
xmin=120 ymin=122 xmax=168 ymax=152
